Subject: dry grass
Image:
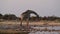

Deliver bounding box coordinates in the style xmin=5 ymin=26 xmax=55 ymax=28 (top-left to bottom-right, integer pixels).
xmin=0 ymin=29 xmax=29 ymax=34
xmin=0 ymin=21 xmax=60 ymax=34
xmin=0 ymin=21 xmax=60 ymax=26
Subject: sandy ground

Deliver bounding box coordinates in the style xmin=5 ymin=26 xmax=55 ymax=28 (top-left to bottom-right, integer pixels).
xmin=0 ymin=21 xmax=60 ymax=33
xmin=0 ymin=21 xmax=60 ymax=26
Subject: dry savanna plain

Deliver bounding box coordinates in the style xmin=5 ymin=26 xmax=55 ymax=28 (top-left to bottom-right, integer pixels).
xmin=0 ymin=20 xmax=60 ymax=34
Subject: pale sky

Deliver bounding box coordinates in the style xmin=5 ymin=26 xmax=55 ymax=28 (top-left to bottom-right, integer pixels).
xmin=0 ymin=0 xmax=60 ymax=17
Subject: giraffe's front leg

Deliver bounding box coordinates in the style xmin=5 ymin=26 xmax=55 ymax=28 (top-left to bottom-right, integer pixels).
xmin=20 ymin=15 xmax=23 ymax=27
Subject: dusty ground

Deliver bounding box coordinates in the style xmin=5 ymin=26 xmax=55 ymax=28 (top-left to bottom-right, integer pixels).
xmin=0 ymin=21 xmax=60 ymax=26
xmin=0 ymin=21 xmax=60 ymax=34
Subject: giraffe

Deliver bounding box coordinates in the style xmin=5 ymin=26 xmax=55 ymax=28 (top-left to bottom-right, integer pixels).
xmin=20 ymin=10 xmax=39 ymax=30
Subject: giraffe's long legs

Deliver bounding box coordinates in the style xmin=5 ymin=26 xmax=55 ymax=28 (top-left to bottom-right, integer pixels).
xmin=20 ymin=16 xmax=23 ymax=27
xmin=20 ymin=19 xmax=22 ymax=26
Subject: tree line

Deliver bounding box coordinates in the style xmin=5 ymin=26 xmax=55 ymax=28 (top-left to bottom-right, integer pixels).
xmin=0 ymin=13 xmax=60 ymax=22
xmin=0 ymin=14 xmax=20 ymax=21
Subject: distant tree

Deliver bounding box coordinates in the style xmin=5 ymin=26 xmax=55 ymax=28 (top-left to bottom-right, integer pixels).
xmin=47 ymin=16 xmax=57 ymax=21
xmin=0 ymin=14 xmax=3 ymax=19
xmin=8 ymin=14 xmax=17 ymax=20
xmin=3 ymin=14 xmax=17 ymax=20
xmin=3 ymin=14 xmax=9 ymax=20
xmin=42 ymin=16 xmax=47 ymax=20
